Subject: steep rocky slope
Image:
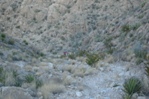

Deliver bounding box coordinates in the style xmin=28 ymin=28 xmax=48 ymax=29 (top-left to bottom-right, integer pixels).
xmin=1 ymin=0 xmax=148 ymax=57
xmin=0 ymin=0 xmax=149 ymax=99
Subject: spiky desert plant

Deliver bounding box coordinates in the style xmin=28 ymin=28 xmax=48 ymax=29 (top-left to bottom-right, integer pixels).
xmin=25 ymin=74 xmax=34 ymax=83
xmin=86 ymin=53 xmax=100 ymax=66
xmin=123 ymin=77 xmax=142 ymax=96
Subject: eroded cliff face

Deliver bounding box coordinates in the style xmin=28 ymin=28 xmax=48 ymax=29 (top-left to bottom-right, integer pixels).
xmin=0 ymin=0 xmax=149 ymax=60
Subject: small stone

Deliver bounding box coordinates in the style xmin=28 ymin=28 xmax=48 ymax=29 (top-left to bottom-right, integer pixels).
xmin=39 ymin=96 xmax=44 ymax=99
xmin=110 ymin=82 xmax=116 ymax=87
xmin=137 ymin=96 xmax=146 ymax=99
xmin=132 ymin=93 xmax=138 ymax=99
xmin=37 ymin=92 xmax=42 ymax=97
xmin=48 ymin=62 xmax=53 ymax=69
xmin=76 ymin=91 xmax=82 ymax=97
xmin=99 ymin=67 xmax=104 ymax=72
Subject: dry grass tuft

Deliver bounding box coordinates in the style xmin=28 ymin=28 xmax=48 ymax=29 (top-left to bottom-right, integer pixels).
xmin=73 ymin=67 xmax=86 ymax=77
xmin=39 ymin=82 xmax=65 ymax=98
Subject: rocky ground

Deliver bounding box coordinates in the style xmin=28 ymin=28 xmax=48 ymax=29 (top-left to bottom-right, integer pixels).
xmin=0 ymin=57 xmax=147 ymax=99
xmin=0 ymin=0 xmax=149 ymax=99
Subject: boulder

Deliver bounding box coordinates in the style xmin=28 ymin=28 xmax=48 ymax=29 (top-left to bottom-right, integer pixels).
xmin=0 ymin=87 xmax=33 ymax=99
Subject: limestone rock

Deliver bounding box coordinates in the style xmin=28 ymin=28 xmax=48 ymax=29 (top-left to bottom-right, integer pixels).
xmin=0 ymin=87 xmax=33 ymax=99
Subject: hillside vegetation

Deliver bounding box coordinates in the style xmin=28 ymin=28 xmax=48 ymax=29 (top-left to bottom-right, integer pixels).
xmin=0 ymin=0 xmax=149 ymax=99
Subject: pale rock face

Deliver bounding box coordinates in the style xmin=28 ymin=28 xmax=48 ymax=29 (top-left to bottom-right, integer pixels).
xmin=47 ymin=3 xmax=67 ymax=23
xmin=76 ymin=91 xmax=83 ymax=97
xmin=0 ymin=87 xmax=33 ymax=99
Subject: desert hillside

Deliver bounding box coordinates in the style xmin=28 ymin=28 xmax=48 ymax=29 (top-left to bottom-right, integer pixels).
xmin=0 ymin=0 xmax=149 ymax=99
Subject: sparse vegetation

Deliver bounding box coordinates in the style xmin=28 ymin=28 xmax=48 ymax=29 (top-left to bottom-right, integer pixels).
xmin=134 ymin=42 xmax=147 ymax=64
xmin=131 ymin=24 xmax=140 ymax=30
xmin=86 ymin=53 xmax=101 ymax=66
xmin=0 ymin=67 xmax=6 ymax=84
xmin=40 ymin=83 xmax=65 ymax=98
xmin=8 ymin=39 xmax=15 ymax=45
xmin=0 ymin=33 xmax=6 ymax=41
xmin=103 ymin=37 xmax=114 ymax=54
xmin=123 ymin=77 xmax=142 ymax=96
xmin=141 ymin=1 xmax=146 ymax=8
xmin=121 ymin=25 xmax=131 ymax=33
xmin=77 ymin=50 xmax=88 ymax=57
xmin=38 ymin=52 xmax=45 ymax=57
xmin=23 ymin=40 xmax=28 ymax=45
xmin=35 ymin=79 xmax=43 ymax=89
xmin=25 ymin=74 xmax=34 ymax=83
xmin=68 ymin=53 xmax=76 ymax=59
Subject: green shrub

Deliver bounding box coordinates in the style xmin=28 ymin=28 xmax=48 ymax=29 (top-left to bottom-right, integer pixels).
xmin=131 ymin=24 xmax=140 ymax=30
xmin=104 ymin=37 xmax=113 ymax=48
xmin=1 ymin=34 xmax=6 ymax=38
xmin=136 ymin=58 xmax=144 ymax=65
xmin=23 ymin=40 xmax=28 ymax=45
xmin=36 ymin=79 xmax=43 ymax=89
xmin=121 ymin=25 xmax=131 ymax=33
xmin=25 ymin=74 xmax=34 ymax=83
xmin=39 ymin=52 xmax=45 ymax=57
xmin=0 ymin=67 xmax=6 ymax=84
xmin=123 ymin=77 xmax=142 ymax=96
xmin=77 ymin=50 xmax=88 ymax=57
xmin=8 ymin=39 xmax=15 ymax=45
xmin=14 ymin=77 xmax=23 ymax=87
xmin=86 ymin=53 xmax=100 ymax=66
xmin=0 ymin=33 xmax=6 ymax=41
xmin=68 ymin=53 xmax=76 ymax=59
xmin=141 ymin=2 xmax=146 ymax=8
xmin=134 ymin=47 xmax=147 ymax=59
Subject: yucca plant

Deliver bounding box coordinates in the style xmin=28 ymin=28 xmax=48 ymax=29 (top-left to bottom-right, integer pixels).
xmin=25 ymin=74 xmax=34 ymax=83
xmin=123 ymin=77 xmax=142 ymax=96
xmin=86 ymin=53 xmax=100 ymax=66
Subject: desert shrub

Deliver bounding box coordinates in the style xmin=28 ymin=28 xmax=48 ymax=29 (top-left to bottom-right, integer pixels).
xmin=103 ymin=37 xmax=115 ymax=54
xmin=104 ymin=37 xmax=113 ymax=48
xmin=121 ymin=25 xmax=131 ymax=33
xmin=8 ymin=39 xmax=15 ymax=45
xmin=123 ymin=77 xmax=142 ymax=96
xmin=141 ymin=2 xmax=146 ymax=8
xmin=25 ymin=74 xmax=34 ymax=83
xmin=134 ymin=42 xmax=147 ymax=59
xmin=36 ymin=79 xmax=43 ymax=89
xmin=136 ymin=58 xmax=144 ymax=65
xmin=1 ymin=34 xmax=6 ymax=38
xmin=131 ymin=24 xmax=140 ymax=30
xmin=77 ymin=50 xmax=88 ymax=57
xmin=23 ymin=40 xmax=28 ymax=45
xmin=15 ymin=78 xmax=23 ymax=87
xmin=86 ymin=53 xmax=100 ymax=66
xmin=12 ymin=71 xmax=22 ymax=86
xmin=68 ymin=53 xmax=76 ymax=59
xmin=0 ymin=67 xmax=6 ymax=84
xmin=0 ymin=33 xmax=6 ymax=41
